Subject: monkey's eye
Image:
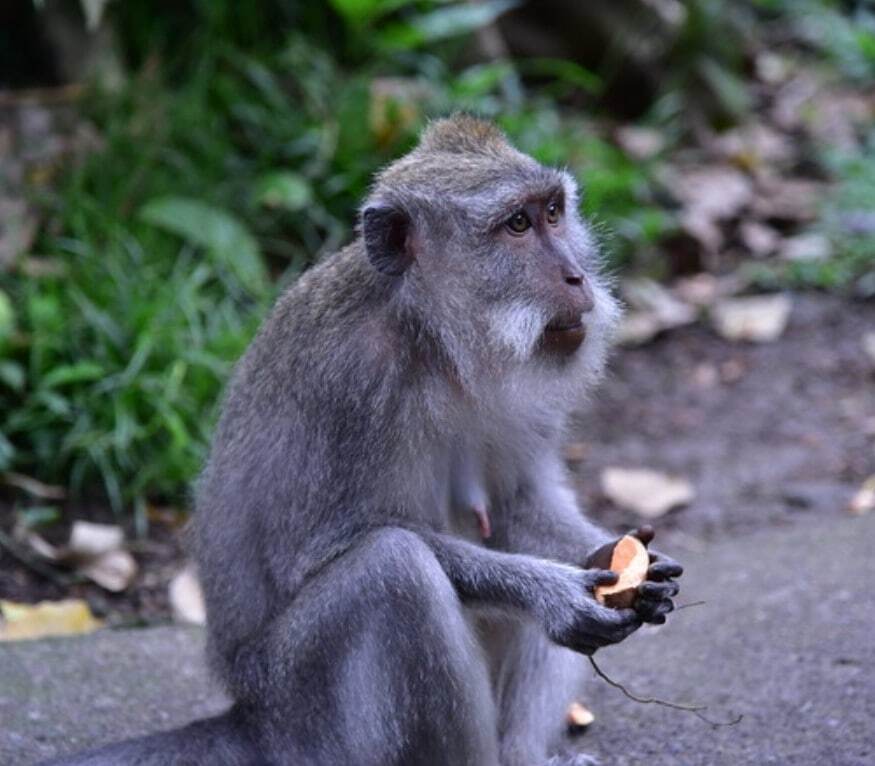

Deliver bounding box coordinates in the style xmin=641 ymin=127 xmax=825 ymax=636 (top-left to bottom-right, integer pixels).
xmin=545 ymin=201 xmax=562 ymax=225
xmin=506 ymin=211 xmax=531 ymax=235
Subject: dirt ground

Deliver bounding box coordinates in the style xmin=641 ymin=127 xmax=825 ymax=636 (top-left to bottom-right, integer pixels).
xmin=1 ymin=292 xmax=873 ymax=622
xmin=574 ymin=292 xmax=875 ymax=542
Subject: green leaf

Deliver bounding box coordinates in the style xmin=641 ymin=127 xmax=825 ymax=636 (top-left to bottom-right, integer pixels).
xmin=697 ymin=57 xmax=751 ymax=120
xmin=42 ymin=362 xmax=105 ymax=389
xmin=0 ymin=289 xmax=14 ymax=344
xmin=329 ymin=0 xmax=412 ymax=26
xmin=33 ymin=390 xmax=71 ymax=417
xmin=0 ymin=361 xmax=25 ymax=391
xmin=255 ymin=172 xmax=313 ymax=211
xmin=379 ymin=0 xmax=518 ymax=50
xmin=454 ymin=62 xmax=517 ymax=98
xmin=139 ymin=197 xmax=267 ymax=295
xmin=17 ymin=505 xmax=61 ymax=528
xmin=0 ymin=432 xmax=13 ymax=471
xmin=519 ymin=58 xmax=601 ymax=95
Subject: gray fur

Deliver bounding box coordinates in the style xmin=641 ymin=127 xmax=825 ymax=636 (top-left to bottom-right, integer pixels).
xmin=46 ymin=115 xmax=643 ymax=766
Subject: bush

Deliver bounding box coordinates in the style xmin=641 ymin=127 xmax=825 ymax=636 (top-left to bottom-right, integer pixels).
xmin=0 ymin=5 xmax=670 ymax=523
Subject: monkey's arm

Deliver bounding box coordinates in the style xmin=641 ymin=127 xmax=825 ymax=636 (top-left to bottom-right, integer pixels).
xmin=490 ymin=459 xmax=684 ymax=624
xmin=490 ymin=453 xmax=612 ymax=564
xmin=419 ymin=530 xmax=640 ymax=654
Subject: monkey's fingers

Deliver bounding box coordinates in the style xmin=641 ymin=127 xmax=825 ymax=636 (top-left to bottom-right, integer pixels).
xmin=630 ymin=525 xmax=655 ymax=546
xmin=588 ymin=605 xmax=641 ymax=642
xmin=586 ymin=569 xmax=620 ymax=589
xmin=638 ymin=581 xmax=679 ymax=600
xmin=635 ymin=598 xmax=674 ymax=625
xmin=647 ymin=556 xmax=683 ymax=581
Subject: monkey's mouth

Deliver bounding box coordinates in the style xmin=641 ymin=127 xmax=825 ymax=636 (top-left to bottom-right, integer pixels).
xmin=542 ymin=317 xmax=586 ymax=352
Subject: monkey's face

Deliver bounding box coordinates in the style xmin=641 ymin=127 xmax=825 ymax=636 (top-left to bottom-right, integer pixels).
xmin=361 ymin=118 xmax=619 ymax=382
xmin=480 ymin=181 xmax=601 ymax=361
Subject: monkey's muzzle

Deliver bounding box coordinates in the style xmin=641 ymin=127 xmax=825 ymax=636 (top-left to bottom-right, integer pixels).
xmin=542 ymin=318 xmax=586 ymax=354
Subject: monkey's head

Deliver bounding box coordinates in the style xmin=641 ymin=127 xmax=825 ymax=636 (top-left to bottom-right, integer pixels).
xmin=361 ymin=114 xmax=620 ymax=394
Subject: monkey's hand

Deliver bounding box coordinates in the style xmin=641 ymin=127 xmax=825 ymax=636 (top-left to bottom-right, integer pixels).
xmin=630 ymin=526 xmax=683 ymax=625
xmin=540 ymin=568 xmax=642 ymax=655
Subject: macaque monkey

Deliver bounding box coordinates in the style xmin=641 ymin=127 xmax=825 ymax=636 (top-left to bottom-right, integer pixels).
xmin=47 ymin=114 xmax=681 ymax=766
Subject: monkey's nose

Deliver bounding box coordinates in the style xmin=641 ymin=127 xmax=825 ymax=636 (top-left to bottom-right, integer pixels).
xmin=565 ymin=274 xmax=594 ymax=314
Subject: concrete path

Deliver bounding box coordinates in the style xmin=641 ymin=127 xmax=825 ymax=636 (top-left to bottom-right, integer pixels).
xmin=2 ymin=514 xmax=873 ymax=765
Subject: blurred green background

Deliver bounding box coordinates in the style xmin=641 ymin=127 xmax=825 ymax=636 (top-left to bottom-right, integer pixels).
xmin=0 ymin=0 xmax=873 ymax=530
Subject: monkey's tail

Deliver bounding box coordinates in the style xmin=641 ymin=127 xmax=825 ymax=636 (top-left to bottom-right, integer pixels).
xmin=40 ymin=704 xmax=264 ymax=766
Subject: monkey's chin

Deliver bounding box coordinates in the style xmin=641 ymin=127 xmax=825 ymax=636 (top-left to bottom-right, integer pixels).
xmin=541 ymin=321 xmax=586 ymax=355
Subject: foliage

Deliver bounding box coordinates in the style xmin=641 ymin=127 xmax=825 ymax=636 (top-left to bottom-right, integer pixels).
xmin=792 ymin=133 xmax=875 ymax=291
xmin=4 ymin=4 xmax=663 ymax=521
xmin=3 ymin=0 xmax=872 ymax=523
xmin=754 ymin=0 xmax=875 ymax=82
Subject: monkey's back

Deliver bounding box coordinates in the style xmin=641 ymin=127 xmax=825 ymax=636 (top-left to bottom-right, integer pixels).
xmin=191 ymin=243 xmax=449 ymax=691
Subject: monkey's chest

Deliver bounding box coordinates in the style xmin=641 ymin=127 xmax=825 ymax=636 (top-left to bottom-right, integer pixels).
xmin=448 ymin=446 xmax=492 ymax=543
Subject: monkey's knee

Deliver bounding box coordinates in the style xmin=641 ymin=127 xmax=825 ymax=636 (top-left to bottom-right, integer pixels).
xmin=356 ymin=527 xmax=457 ymax=606
xmin=344 ymin=529 xmax=499 ymax=764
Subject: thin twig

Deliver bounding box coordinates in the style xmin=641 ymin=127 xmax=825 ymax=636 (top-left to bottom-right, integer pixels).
xmin=588 ymin=655 xmax=743 ymax=727
xmin=0 ymin=529 xmax=75 ymax=585
xmin=675 ymin=599 xmax=707 ymax=611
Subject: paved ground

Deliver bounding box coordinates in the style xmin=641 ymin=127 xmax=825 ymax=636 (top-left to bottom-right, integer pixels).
xmin=579 ymin=513 xmax=874 ymax=766
xmin=2 ymin=513 xmax=872 ymax=765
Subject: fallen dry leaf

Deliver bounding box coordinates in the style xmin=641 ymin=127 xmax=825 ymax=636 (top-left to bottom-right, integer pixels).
xmin=751 ymin=177 xmax=822 ymax=224
xmin=0 ymin=599 xmax=103 ymax=641
xmin=805 ymin=89 xmax=873 ymax=153
xmin=848 ymin=476 xmax=875 ymax=516
xmin=672 ymin=273 xmax=746 ymax=307
xmin=711 ymin=123 xmax=794 ymax=171
xmin=69 ymin=521 xmax=123 ymax=557
xmin=675 ymin=166 xmax=753 ymax=222
xmin=78 ymin=550 xmax=138 ymax=592
xmin=756 ymin=52 xmax=791 ymax=85
xmin=601 ymin=467 xmax=694 ymax=519
xmin=566 ymin=701 xmax=595 ymax=730
xmin=779 ymin=233 xmax=832 ymax=262
xmin=169 ymin=565 xmax=207 ymax=625
xmin=739 ymin=221 xmax=779 ymax=258
xmin=24 ymin=521 xmax=137 ymax=592
xmin=661 ymin=165 xmax=754 ymax=257
xmin=678 ymin=210 xmax=722 ymax=255
xmin=617 ymin=279 xmax=697 ymax=346
xmin=673 ymin=273 xmax=719 ymax=307
xmin=615 ymin=126 xmax=664 ymax=160
xmin=2 ymin=471 xmax=66 ymax=500
xmin=616 ymin=311 xmax=664 ymax=346
xmin=623 ymin=278 xmax=697 ymax=326
xmin=711 ymin=294 xmax=792 ymax=343
xmin=770 ymin=70 xmax=820 ymax=131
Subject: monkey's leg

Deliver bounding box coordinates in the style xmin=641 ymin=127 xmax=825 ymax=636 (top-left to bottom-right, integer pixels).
xmin=489 ymin=619 xmax=590 ymax=766
xmin=239 ymin=527 xmax=499 ymax=766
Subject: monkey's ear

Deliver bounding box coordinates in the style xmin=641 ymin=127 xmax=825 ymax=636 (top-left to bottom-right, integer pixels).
xmin=362 ymin=205 xmax=414 ymax=276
